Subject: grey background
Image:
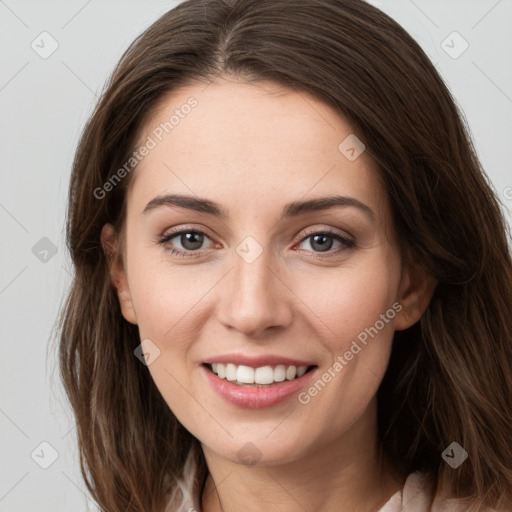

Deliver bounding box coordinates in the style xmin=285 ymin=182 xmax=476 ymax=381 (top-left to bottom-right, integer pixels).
xmin=0 ymin=0 xmax=511 ymax=510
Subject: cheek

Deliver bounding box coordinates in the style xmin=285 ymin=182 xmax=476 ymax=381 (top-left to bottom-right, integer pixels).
xmin=125 ymin=233 xmax=211 ymax=338
xmin=292 ymin=251 xmax=400 ymax=351
xmin=130 ymin=268 xmax=207 ymax=349
xmin=288 ymin=257 xmax=400 ymax=440
xmin=126 ymin=259 xmax=211 ymax=428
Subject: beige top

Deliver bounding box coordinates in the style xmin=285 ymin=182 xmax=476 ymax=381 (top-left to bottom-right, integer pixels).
xmin=165 ymin=451 xmax=487 ymax=512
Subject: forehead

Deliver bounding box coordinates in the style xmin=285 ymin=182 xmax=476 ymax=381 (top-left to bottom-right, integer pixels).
xmin=128 ymin=77 xmax=388 ymax=221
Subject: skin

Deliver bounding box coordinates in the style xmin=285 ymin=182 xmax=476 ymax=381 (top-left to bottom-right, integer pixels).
xmin=102 ymin=76 xmax=436 ymax=512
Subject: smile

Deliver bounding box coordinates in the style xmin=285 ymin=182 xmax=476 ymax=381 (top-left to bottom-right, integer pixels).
xmin=201 ymin=357 xmax=318 ymax=408
xmin=209 ymin=363 xmax=311 ymax=386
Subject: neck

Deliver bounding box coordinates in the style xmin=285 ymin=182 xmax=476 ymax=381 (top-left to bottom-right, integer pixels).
xmin=200 ymin=400 xmax=403 ymax=512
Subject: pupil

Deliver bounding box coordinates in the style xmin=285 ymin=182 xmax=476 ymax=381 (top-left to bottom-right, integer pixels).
xmin=182 ymin=232 xmax=203 ymax=250
xmin=312 ymin=234 xmax=332 ymax=252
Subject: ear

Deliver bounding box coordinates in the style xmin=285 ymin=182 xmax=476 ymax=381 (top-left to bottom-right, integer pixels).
xmin=394 ymin=263 xmax=437 ymax=331
xmin=100 ymin=223 xmax=138 ymax=325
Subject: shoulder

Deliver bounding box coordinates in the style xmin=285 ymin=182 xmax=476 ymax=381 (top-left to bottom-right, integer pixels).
xmin=379 ymin=472 xmax=434 ymax=512
xmin=162 ymin=451 xmax=198 ymax=512
xmin=379 ymin=472 xmax=499 ymax=512
xmin=163 ymin=479 xmax=197 ymax=512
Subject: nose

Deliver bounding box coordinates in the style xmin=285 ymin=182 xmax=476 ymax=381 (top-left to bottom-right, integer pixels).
xmin=216 ymin=248 xmax=293 ymax=338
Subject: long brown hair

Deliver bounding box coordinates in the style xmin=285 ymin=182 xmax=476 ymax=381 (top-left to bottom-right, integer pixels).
xmin=58 ymin=0 xmax=512 ymax=510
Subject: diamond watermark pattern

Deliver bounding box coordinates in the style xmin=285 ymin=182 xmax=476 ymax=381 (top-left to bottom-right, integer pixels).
xmin=338 ymin=134 xmax=366 ymax=161
xmin=442 ymin=442 xmax=468 ymax=469
xmin=236 ymin=442 xmax=262 ymax=466
xmin=32 ymin=237 xmax=58 ymax=263
xmin=134 ymin=338 xmax=161 ymax=366
xmin=236 ymin=236 xmax=263 ymax=264
xmin=441 ymin=31 xmax=469 ymax=59
xmin=31 ymin=441 xmax=59 ymax=469
xmin=31 ymin=31 xmax=59 ymax=59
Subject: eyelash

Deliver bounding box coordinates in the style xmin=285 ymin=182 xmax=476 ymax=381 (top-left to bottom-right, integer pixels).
xmin=157 ymin=227 xmax=356 ymax=259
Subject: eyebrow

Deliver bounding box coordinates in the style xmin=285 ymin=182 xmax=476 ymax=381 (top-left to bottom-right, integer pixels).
xmin=142 ymin=193 xmax=375 ymax=220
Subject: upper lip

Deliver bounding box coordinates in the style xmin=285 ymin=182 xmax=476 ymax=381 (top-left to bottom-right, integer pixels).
xmin=203 ymin=354 xmax=315 ymax=368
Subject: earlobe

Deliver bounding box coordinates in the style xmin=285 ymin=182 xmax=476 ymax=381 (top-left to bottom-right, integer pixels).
xmin=100 ymin=224 xmax=138 ymax=325
xmin=394 ymin=264 xmax=437 ymax=331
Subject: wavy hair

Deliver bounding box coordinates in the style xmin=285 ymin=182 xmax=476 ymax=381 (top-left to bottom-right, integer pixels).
xmin=58 ymin=0 xmax=512 ymax=510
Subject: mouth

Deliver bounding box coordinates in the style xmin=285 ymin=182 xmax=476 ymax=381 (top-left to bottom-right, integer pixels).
xmin=201 ymin=354 xmax=319 ymax=408
xmin=204 ymin=362 xmax=316 ymax=387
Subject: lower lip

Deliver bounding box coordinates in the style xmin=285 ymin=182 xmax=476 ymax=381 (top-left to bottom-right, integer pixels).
xmin=201 ymin=365 xmax=316 ymax=409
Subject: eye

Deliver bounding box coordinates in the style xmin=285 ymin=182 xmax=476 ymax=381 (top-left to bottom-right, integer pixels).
xmin=296 ymin=229 xmax=355 ymax=256
xmin=157 ymin=227 xmax=356 ymax=259
xmin=157 ymin=228 xmax=215 ymax=257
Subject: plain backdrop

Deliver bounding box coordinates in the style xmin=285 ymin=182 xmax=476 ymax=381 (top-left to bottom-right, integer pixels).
xmin=0 ymin=0 xmax=511 ymax=510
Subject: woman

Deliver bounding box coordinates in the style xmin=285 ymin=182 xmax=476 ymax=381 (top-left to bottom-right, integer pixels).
xmin=59 ymin=0 xmax=512 ymax=510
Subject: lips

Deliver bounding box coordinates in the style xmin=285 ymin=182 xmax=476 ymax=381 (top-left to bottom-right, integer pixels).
xmin=201 ymin=354 xmax=317 ymax=408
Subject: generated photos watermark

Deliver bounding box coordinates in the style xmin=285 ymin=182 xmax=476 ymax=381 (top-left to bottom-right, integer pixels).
xmin=94 ymin=96 xmax=198 ymax=200
xmin=298 ymin=301 xmax=403 ymax=405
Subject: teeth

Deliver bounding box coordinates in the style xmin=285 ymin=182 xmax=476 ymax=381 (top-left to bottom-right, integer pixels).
xmin=286 ymin=366 xmax=296 ymax=380
xmin=210 ymin=363 xmax=310 ymax=385
xmin=237 ymin=365 xmax=255 ymax=384
xmin=297 ymin=366 xmax=307 ymax=377
xmin=225 ymin=363 xmax=237 ymax=381
xmin=254 ymin=366 xmax=274 ymax=385
xmin=274 ymin=365 xmax=286 ymax=382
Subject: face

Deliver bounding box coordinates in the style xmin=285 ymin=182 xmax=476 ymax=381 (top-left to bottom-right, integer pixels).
xmin=103 ymin=77 xmax=432 ymax=467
